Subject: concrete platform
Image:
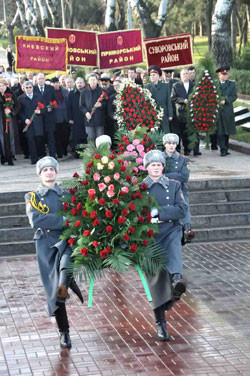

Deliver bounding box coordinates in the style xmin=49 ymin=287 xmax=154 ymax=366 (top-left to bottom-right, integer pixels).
xmin=1 ymin=142 xmax=250 ymax=193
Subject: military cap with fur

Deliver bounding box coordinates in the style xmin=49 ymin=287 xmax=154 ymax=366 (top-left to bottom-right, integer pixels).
xmin=36 ymin=157 xmax=59 ymax=175
xmin=95 ymin=135 xmax=112 ymax=149
xmin=143 ymin=150 xmax=166 ymax=168
xmin=162 ymin=133 xmax=179 ymax=145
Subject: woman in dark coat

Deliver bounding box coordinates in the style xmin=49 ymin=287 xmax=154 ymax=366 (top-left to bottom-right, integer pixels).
xmin=0 ymin=79 xmax=19 ymax=165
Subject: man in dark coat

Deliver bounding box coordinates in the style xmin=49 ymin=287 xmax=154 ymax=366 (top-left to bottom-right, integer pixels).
xmin=18 ymin=81 xmax=45 ymax=164
xmin=142 ymin=150 xmax=187 ymax=341
xmin=171 ymin=69 xmax=195 ymax=156
xmin=68 ymin=77 xmax=87 ymax=157
xmin=107 ymin=79 xmax=121 ymax=145
xmin=79 ymin=73 xmax=107 ymax=142
xmin=34 ymin=73 xmax=57 ymax=158
xmin=25 ymin=157 xmax=83 ymax=349
xmin=216 ymin=67 xmax=237 ymax=156
xmin=145 ymin=65 xmax=173 ymax=133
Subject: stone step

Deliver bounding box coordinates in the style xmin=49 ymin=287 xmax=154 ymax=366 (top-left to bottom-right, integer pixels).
xmin=192 ymin=225 xmax=250 ymax=243
xmin=0 ymin=240 xmax=35 ymax=257
xmin=188 ymin=178 xmax=250 ymax=191
xmin=0 ymin=191 xmax=26 ymax=204
xmin=189 ymin=188 xmax=250 ymax=204
xmin=0 ymin=202 xmax=26 ymax=216
xmin=0 ymin=227 xmax=35 ymax=242
xmin=0 ymin=215 xmax=29 ymax=228
xmin=234 ymin=106 xmax=249 ymax=116
xmin=241 ymin=123 xmax=250 ymax=132
xmin=192 ymin=212 xmax=250 ymax=229
xmin=235 ymin=112 xmax=250 ymax=126
xmin=190 ymin=200 xmax=250 ymax=215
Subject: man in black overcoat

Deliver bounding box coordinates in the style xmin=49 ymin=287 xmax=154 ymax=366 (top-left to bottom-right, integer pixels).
xmin=34 ymin=73 xmax=57 ymax=158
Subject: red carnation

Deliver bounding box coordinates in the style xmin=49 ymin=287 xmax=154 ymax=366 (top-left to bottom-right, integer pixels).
xmin=106 ymin=225 xmax=113 ymax=233
xmin=90 ymin=211 xmax=97 ymax=219
xmin=69 ymin=188 xmax=75 ymax=195
xmin=74 ymin=220 xmax=81 ymax=227
xmin=81 ymin=247 xmax=88 ymax=256
xmin=94 ymin=154 xmax=101 ymax=159
xmin=98 ymin=198 xmax=106 ymax=205
xmin=106 ymin=246 xmax=112 ymax=254
xmin=122 ymin=208 xmax=128 ymax=216
xmin=123 ymin=234 xmax=130 ymax=241
xmin=76 ymin=202 xmax=82 ymax=211
xmin=87 ymin=162 xmax=93 ymax=168
xmin=147 ymin=229 xmax=154 ymax=237
xmin=73 ymin=172 xmax=79 ymax=178
xmin=100 ymin=250 xmax=107 ymax=258
xmin=92 ymin=218 xmax=100 ymax=226
xmin=130 ymin=244 xmax=137 ymax=252
xmin=68 ymin=238 xmax=76 ymax=246
xmin=83 ymin=230 xmax=90 ymax=236
xmin=138 ymin=215 xmax=144 ymax=223
xmin=136 ymin=191 xmax=142 ymax=199
xmin=92 ymin=241 xmax=99 ymax=247
xmin=120 ymin=166 xmax=126 ymax=172
xmin=82 ymin=210 xmax=88 ymax=217
xmin=110 ymin=154 xmax=116 ymax=160
xmin=63 ymin=203 xmax=69 ymax=211
xmin=71 ymin=208 xmax=77 ymax=216
xmin=125 ymin=175 xmax=132 ymax=181
xmin=113 ymin=199 xmax=119 ymax=205
xmin=128 ymin=226 xmax=135 ymax=233
xmin=81 ymin=180 xmax=88 ymax=186
xmin=85 ymin=168 xmax=91 ymax=174
xmin=88 ymin=189 xmax=96 ymax=200
xmin=147 ymin=212 xmax=152 ymax=223
xmin=71 ymin=196 xmax=77 ymax=204
xmin=65 ymin=219 xmax=70 ymax=227
xmin=128 ymin=203 xmax=135 ymax=211
xmin=105 ymin=210 xmax=112 ymax=218
xmin=140 ymin=183 xmax=147 ymax=190
xmin=143 ymin=240 xmax=148 ymax=246
xmin=118 ymin=216 xmax=126 ymax=224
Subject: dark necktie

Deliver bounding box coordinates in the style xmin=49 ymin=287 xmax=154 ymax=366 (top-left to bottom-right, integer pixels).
xmin=40 ymin=86 xmax=44 ymax=94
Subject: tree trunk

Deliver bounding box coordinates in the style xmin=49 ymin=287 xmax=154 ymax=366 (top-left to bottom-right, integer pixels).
xmin=205 ymin=0 xmax=213 ymax=51
xmin=46 ymin=0 xmax=61 ymax=27
xmin=105 ymin=0 xmax=116 ymax=31
xmin=37 ymin=0 xmax=50 ymax=28
xmin=212 ymin=0 xmax=235 ymax=67
xmin=231 ymin=3 xmax=237 ymax=51
xmin=130 ymin=0 xmax=170 ymax=38
xmin=16 ymin=0 xmax=30 ymax=35
xmin=199 ymin=21 xmax=203 ymax=37
xmin=117 ymin=0 xmax=126 ymax=30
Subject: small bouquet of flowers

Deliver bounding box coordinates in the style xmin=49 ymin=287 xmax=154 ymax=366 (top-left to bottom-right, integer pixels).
xmin=3 ymin=93 xmax=14 ymax=133
xmin=87 ymin=91 xmax=109 ymax=122
xmin=23 ymin=101 xmax=45 ymax=133
xmin=47 ymin=100 xmax=58 ymax=110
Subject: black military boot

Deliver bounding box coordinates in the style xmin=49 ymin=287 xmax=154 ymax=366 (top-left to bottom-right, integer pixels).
xmin=154 ymin=306 xmax=170 ymax=341
xmin=55 ymin=304 xmax=72 ymax=348
xmin=171 ymin=273 xmax=186 ymax=298
xmin=56 ymin=268 xmax=70 ymax=305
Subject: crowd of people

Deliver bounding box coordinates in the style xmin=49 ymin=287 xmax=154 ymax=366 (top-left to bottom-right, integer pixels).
xmin=0 ymin=61 xmax=237 ymax=166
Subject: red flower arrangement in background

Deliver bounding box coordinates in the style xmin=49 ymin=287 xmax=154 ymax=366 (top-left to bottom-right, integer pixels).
xmin=3 ymin=93 xmax=14 ymax=133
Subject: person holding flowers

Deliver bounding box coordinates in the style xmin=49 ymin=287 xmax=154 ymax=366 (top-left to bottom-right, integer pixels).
xmin=25 ymin=157 xmax=83 ymax=349
xmin=142 ymin=150 xmax=188 ymax=341
xmin=18 ymin=81 xmax=46 ymax=165
xmin=0 ymin=78 xmax=19 ymax=165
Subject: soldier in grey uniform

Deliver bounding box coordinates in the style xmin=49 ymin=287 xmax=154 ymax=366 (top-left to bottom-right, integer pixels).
xmin=25 ymin=157 xmax=83 ymax=349
xmin=142 ymin=150 xmax=188 ymax=340
xmin=162 ymin=133 xmax=195 ymax=244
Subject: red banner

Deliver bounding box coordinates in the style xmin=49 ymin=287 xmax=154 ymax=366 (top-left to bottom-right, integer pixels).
xmin=15 ymin=36 xmax=67 ymax=73
xmin=47 ymin=28 xmax=97 ymax=67
xmin=144 ymin=33 xmax=193 ymax=69
xmin=97 ymin=29 xmax=143 ymax=70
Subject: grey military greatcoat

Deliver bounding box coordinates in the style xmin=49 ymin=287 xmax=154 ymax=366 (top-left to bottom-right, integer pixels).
xmin=164 ymin=151 xmax=191 ymax=225
xmin=25 ymin=183 xmax=71 ymax=316
xmin=142 ymin=175 xmax=187 ymax=310
xmin=218 ymin=80 xmax=237 ymax=136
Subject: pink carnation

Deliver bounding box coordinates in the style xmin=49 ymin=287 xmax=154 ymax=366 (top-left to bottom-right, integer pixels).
xmin=127 ymin=144 xmax=135 ymax=152
xmin=93 ymin=173 xmax=101 ymax=181
xmin=108 ymin=184 xmax=115 ymax=191
xmin=114 ymin=173 xmax=120 ymax=180
xmin=137 ymin=144 xmax=144 ymax=152
xmin=138 ymin=165 xmax=146 ymax=171
xmin=98 ymin=183 xmax=107 ymax=192
xmin=104 ymin=176 xmax=111 ymax=183
xmin=132 ymin=139 xmax=140 ymax=146
xmin=136 ymin=157 xmax=143 ymax=164
xmin=139 ymin=151 xmax=145 ymax=157
xmin=132 ymin=167 xmax=138 ymax=173
xmin=107 ymin=190 xmax=115 ymax=198
xmin=121 ymin=186 xmax=129 ymax=193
